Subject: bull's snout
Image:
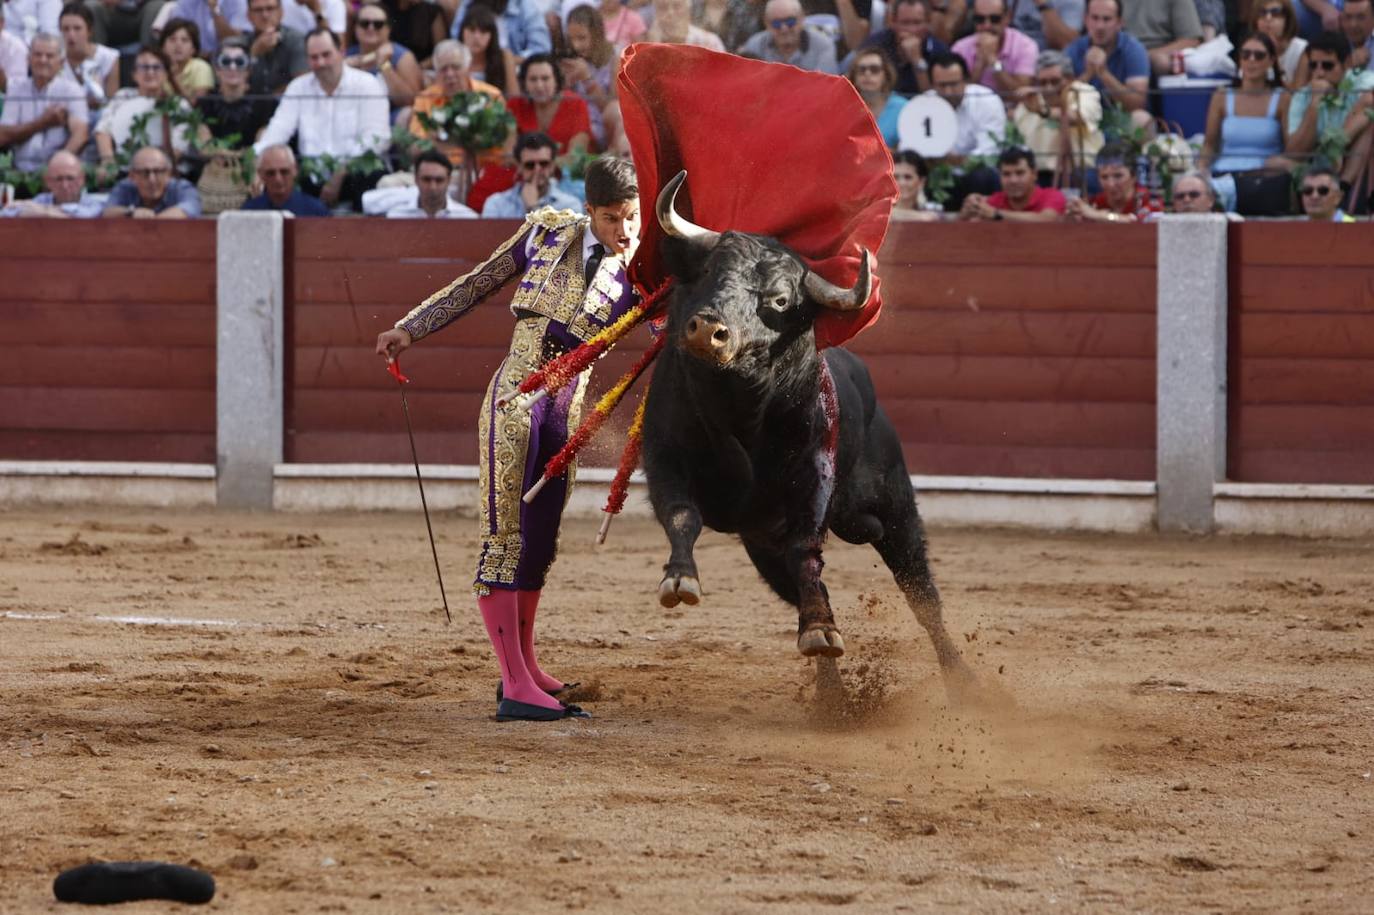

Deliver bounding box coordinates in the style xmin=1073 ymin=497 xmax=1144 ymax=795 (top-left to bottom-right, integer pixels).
xmin=683 ymin=314 xmax=735 ymax=365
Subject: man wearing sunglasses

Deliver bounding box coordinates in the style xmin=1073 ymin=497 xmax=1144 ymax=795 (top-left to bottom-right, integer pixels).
xmin=244 ymin=0 xmax=307 ymax=95
xmin=101 ymin=146 xmax=202 ymax=218
xmin=1284 ymin=32 xmax=1374 ymax=172
xmin=859 ymin=0 xmax=949 ymax=94
xmin=480 ymin=131 xmax=580 ymax=217
xmin=1299 ymin=165 xmax=1357 ymax=219
xmin=951 ymin=0 xmax=1036 ymax=93
xmin=196 ymin=36 xmax=277 ymax=149
xmin=242 ymin=143 xmax=329 ymax=214
xmin=739 ymin=0 xmax=839 ymax=73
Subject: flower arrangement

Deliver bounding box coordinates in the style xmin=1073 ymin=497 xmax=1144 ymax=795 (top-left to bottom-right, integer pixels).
xmin=414 ymin=91 xmax=515 ymax=152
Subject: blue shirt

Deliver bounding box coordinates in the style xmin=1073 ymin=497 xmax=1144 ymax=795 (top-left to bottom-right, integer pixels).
xmin=481 ymin=183 xmax=582 ymax=218
xmin=447 ymin=0 xmax=550 ymax=57
xmin=242 ymin=189 xmax=331 ymax=217
xmin=1066 ymin=32 xmax=1150 ymax=101
xmin=108 ymin=178 xmax=203 ymax=216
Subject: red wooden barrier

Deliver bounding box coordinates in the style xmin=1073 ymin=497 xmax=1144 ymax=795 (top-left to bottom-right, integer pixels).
xmin=0 ymin=221 xmax=217 ymax=463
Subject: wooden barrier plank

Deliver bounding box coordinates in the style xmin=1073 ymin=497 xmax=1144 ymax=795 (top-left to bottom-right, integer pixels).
xmin=1241 ymin=314 xmax=1374 ymax=358
xmin=0 ymin=303 xmax=213 ymax=346
xmin=0 ymin=430 xmax=214 ymax=462
xmin=901 ymin=442 xmax=1154 ymax=479
xmin=1240 ymin=358 xmax=1374 ymax=405
xmin=1236 ymin=265 xmax=1374 ymax=313
xmin=1230 ymin=449 xmax=1374 ymax=484
xmin=880 ymin=222 xmax=1156 ymax=267
xmin=291 ymin=344 xmax=647 ymax=392
xmin=878 ymin=264 xmax=1155 ymax=313
xmin=0 ymin=387 xmax=214 ymax=432
xmin=291 ymin=390 xmax=487 ymax=432
xmin=0 ymin=221 xmax=215 ymax=262
xmin=846 ymin=311 xmax=1156 ymax=358
xmin=0 ymin=345 xmax=215 ymax=389
xmin=292 ymin=303 xmax=517 ymax=346
xmin=289 ymin=218 xmax=524 ymax=260
xmin=881 ymin=399 xmax=1154 ymax=449
xmin=292 ymin=259 xmax=503 ymax=307
xmin=1235 ymin=405 xmax=1374 ymax=449
xmin=1234 ymin=223 xmax=1374 ymax=266
xmin=287 ymin=430 xmax=476 ymax=464
xmin=856 ymin=353 xmax=1155 ymax=403
xmin=0 ymin=260 xmax=215 ymax=305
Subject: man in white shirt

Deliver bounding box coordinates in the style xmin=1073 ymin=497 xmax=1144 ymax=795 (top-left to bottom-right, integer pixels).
xmin=0 ymin=4 xmax=31 ymax=92
xmin=371 ymin=149 xmax=479 ymax=218
xmin=925 ymin=50 xmax=1005 ymax=160
xmin=0 ymin=33 xmax=88 ymax=172
xmin=253 ymin=27 xmax=389 ymax=207
xmin=0 ymin=149 xmax=103 ymax=217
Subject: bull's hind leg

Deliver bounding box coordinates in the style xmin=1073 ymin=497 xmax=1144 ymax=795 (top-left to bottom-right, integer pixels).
xmin=742 ymin=537 xmax=845 ymax=658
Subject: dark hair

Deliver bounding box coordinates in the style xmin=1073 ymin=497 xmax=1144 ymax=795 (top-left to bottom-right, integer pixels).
xmin=848 ymin=47 xmax=898 ymax=94
xmin=1236 ymin=31 xmax=1283 ymax=87
xmin=1249 ymin=0 xmax=1297 ymax=43
xmin=1087 ymin=0 xmax=1123 ymax=18
xmin=519 ymin=52 xmax=564 ymax=94
xmin=1307 ymin=30 xmax=1351 ymax=63
xmin=352 ymin=0 xmax=390 ymax=45
xmin=1095 ymin=140 xmax=1135 ymax=170
xmin=585 ymin=156 xmax=637 ymax=206
xmin=58 ymin=2 xmax=94 ymax=29
xmin=998 ymin=146 xmax=1036 ymax=169
xmin=893 ymin=149 xmax=928 ymax=179
xmin=305 ymin=25 xmax=340 ymax=49
xmin=414 ymin=148 xmax=454 ymax=176
xmin=566 ymin=5 xmax=613 ymax=69
xmin=928 ymin=51 xmax=969 ymax=80
xmin=160 ymin=17 xmax=202 ymax=55
xmin=218 ymin=35 xmax=250 ymax=56
xmin=1302 ymin=165 xmax=1341 ymax=183
xmin=459 ymin=6 xmax=507 ymax=95
xmin=892 ymin=0 xmax=931 ymax=12
xmin=136 ymin=45 xmax=181 ymax=97
xmin=514 ymin=130 xmax=559 ymax=159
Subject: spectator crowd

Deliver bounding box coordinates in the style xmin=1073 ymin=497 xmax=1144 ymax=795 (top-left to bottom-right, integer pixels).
xmin=2 ymin=0 xmax=1372 ymax=220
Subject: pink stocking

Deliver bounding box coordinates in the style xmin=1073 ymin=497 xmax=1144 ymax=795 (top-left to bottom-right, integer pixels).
xmin=478 ymin=591 xmax=562 ymax=710
xmin=517 ymin=589 xmax=564 ymax=692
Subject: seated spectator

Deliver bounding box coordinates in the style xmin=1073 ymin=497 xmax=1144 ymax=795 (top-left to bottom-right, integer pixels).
xmin=196 ymin=37 xmax=276 ymax=148
xmin=739 ymin=0 xmax=838 ymax=73
xmin=1198 ymin=33 xmax=1290 ymax=177
xmin=459 ymin=5 xmax=516 ymax=96
xmin=861 ymin=0 xmax=947 ymax=96
xmin=241 ymin=143 xmax=329 ymax=214
xmin=1282 ymin=32 xmax=1374 ymax=172
xmin=0 ymin=7 xmax=25 ymax=93
xmin=244 ymin=0 xmax=308 ymax=96
xmin=646 ymin=0 xmax=726 ymax=50
xmin=1170 ymin=169 xmax=1229 ymax=213
xmin=1294 ymin=0 xmax=1342 ymax=42
xmin=1299 ymin=164 xmax=1356 ymax=219
xmin=593 ymin=0 xmax=646 ymax=52
xmin=951 ymin=0 xmax=1036 ymax=94
xmin=1123 ymin=0 xmax=1202 ymax=75
xmin=381 ymin=0 xmax=445 ymax=66
xmin=1343 ymin=0 xmax=1374 ymax=70
xmin=890 ymin=149 xmax=941 ymax=220
xmin=95 ymin=47 xmax=193 ymax=173
xmin=925 ymin=51 xmax=1006 ymax=161
xmin=409 ymin=40 xmax=504 ymax=168
xmin=371 ymin=149 xmax=479 ymax=217
xmin=346 ymin=0 xmax=422 ymax=113
xmin=1011 ymin=0 xmax=1083 ymax=52
xmin=444 ymin=0 xmax=552 ymax=59
xmin=798 ymin=0 xmax=874 ymax=54
xmin=848 ymin=48 xmax=906 ymax=149
xmin=58 ymin=3 xmax=119 ymax=111
xmin=7 ymin=0 xmax=60 ymax=40
xmin=960 ymin=146 xmax=1065 ymax=219
xmin=1012 ymin=49 xmax=1104 ymax=181
xmin=0 ymin=34 xmax=89 ymax=175
xmin=102 ymin=145 xmax=202 ymax=216
xmin=280 ymin=0 xmax=347 ymax=42
xmin=480 ymin=130 xmax=581 ymax=216
xmin=160 ymin=18 xmax=216 ymax=100
xmin=558 ymin=5 xmax=615 ymax=148
xmin=1252 ymin=0 xmax=1309 ymax=88
xmin=253 ymin=28 xmax=390 ymax=207
xmin=1066 ymin=141 xmax=1160 ymax=221
xmin=165 ymin=0 xmax=250 ymax=55
xmin=508 ymin=52 xmax=592 ymax=154
xmin=86 ymin=0 xmax=165 ymax=55
xmin=1067 ymin=0 xmax=1152 ymax=130
xmin=0 ymin=149 xmax=103 ymax=216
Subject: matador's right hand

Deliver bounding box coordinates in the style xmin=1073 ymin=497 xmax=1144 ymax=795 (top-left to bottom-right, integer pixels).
xmin=376 ymin=328 xmax=413 ymax=363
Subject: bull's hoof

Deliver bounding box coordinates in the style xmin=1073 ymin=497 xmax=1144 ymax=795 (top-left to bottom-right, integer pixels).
xmin=797 ymin=626 xmax=845 ymax=658
xmin=658 ymin=574 xmax=701 ymax=608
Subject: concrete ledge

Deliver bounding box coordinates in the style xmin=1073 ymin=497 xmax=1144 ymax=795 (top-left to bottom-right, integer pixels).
xmin=1215 ymin=482 xmax=1374 ymax=537
xmin=0 ymin=461 xmax=215 ymax=508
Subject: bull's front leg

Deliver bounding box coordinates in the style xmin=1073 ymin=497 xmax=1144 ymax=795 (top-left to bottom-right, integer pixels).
xmin=656 ymin=501 xmax=703 ymax=607
xmin=789 ymin=437 xmax=844 ymax=658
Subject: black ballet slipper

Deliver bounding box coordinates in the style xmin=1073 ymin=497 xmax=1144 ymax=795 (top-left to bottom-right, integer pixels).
xmin=496 ymin=680 xmax=581 ymax=702
xmin=495 ymin=698 xmax=592 ymax=722
xmin=53 ymin=861 xmax=215 ymax=905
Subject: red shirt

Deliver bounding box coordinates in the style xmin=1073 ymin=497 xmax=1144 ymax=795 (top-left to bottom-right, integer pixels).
xmin=507 ymin=92 xmax=593 ymax=155
xmin=987 ymin=186 xmax=1067 ymax=214
xmin=1089 ymin=187 xmax=1162 ymax=221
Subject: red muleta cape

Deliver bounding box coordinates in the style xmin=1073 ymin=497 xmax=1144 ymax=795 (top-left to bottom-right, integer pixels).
xmin=617 ymin=43 xmax=897 ymax=350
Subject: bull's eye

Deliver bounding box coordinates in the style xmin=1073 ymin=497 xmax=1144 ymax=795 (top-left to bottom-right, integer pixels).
xmin=765 ymin=294 xmax=790 ymax=313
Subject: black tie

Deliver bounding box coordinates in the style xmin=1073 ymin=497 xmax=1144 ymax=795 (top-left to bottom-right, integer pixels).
xmin=584 ymin=242 xmax=605 ymax=287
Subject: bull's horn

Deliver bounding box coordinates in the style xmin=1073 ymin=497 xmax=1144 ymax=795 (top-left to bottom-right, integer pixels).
xmin=656 ymin=170 xmax=721 ymax=249
xmin=804 ymin=249 xmax=873 ymax=312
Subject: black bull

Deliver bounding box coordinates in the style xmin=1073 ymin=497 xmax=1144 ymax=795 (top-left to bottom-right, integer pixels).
xmin=640 ymin=172 xmax=972 ymax=692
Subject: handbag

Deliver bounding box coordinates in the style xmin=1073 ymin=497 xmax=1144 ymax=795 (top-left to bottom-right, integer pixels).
xmin=1231 ymin=169 xmax=1294 ymax=217
xmin=196 ymin=152 xmax=250 ymax=216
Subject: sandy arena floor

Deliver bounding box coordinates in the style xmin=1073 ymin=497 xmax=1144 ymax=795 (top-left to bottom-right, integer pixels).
xmin=0 ymin=506 xmax=1371 ymax=913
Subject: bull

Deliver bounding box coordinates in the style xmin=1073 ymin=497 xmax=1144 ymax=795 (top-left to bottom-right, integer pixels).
xmin=640 ymin=172 xmax=973 ymax=692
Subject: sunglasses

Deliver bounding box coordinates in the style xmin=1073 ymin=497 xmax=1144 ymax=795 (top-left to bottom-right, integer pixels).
xmin=134 ymin=62 xmax=165 ymax=72
xmin=1239 ymin=48 xmax=1269 ymax=60
xmin=769 ymin=16 xmax=798 ymax=28
xmin=855 ymin=63 xmax=884 ymax=74
xmin=1258 ymin=5 xmax=1284 ymax=17
xmin=1300 ymin=184 xmax=1334 ymax=196
xmin=972 ymin=13 xmax=1002 ymax=23
xmin=356 ymin=17 xmax=388 ymax=29
xmin=1311 ymin=58 xmax=1340 ymax=71
xmin=1174 ymin=189 xmax=1204 ymax=200
xmin=520 ymin=159 xmax=554 ymax=170
xmin=216 ymin=54 xmax=249 ymax=68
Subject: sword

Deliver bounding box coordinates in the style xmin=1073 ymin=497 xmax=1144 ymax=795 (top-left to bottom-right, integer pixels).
xmin=388 ymin=358 xmax=451 ymax=624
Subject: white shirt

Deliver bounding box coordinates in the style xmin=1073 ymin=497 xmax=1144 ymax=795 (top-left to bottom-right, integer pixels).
xmin=379 ymin=185 xmax=478 ymax=218
xmin=280 ymin=0 xmax=346 ymax=36
xmin=95 ymin=89 xmax=193 ymax=156
xmin=62 ymin=44 xmax=119 ymax=107
xmin=0 ymin=30 xmax=27 ymax=86
xmin=922 ymin=83 xmax=1007 ymax=158
xmin=254 ymin=66 xmax=389 ymax=158
xmin=3 ymin=0 xmax=61 ymax=44
xmin=0 ymin=75 xmax=88 ymax=171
